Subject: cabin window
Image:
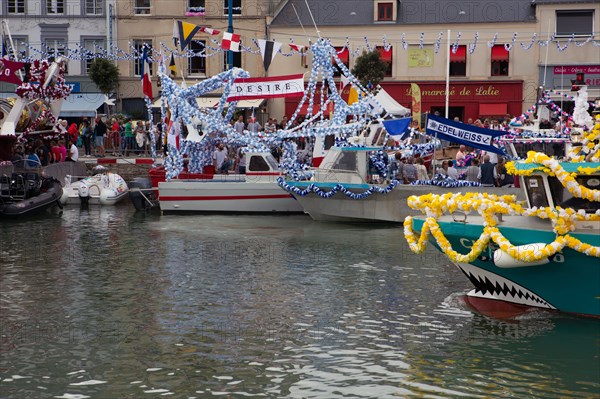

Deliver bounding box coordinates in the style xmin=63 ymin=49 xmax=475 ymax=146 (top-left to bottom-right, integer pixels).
xmin=249 ymin=155 xmax=270 ymax=172
xmin=548 ymin=176 xmax=600 ymax=213
xmin=524 ymin=176 xmax=549 ymax=208
xmin=332 ymin=152 xmax=357 ymax=171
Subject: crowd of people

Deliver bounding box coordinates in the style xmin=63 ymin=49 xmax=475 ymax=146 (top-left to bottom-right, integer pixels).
xmin=55 ymin=116 xmax=161 ymax=158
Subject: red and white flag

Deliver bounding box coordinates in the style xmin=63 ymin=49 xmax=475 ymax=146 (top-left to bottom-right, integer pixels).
xmin=200 ymin=27 xmax=220 ymax=35
xmin=221 ymin=32 xmax=241 ymax=52
xmin=227 ymin=74 xmax=305 ymax=101
xmin=289 ymin=43 xmax=305 ymax=52
xmin=140 ymin=47 xmax=153 ymax=99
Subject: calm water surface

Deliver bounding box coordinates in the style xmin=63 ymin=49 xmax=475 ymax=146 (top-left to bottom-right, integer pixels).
xmin=1 ymin=206 xmax=599 ymax=399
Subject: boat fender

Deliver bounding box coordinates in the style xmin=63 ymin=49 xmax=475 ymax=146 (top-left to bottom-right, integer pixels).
xmin=493 ymin=244 xmax=550 ymax=268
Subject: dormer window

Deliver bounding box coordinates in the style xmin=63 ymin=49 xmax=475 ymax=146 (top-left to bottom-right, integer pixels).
xmin=375 ymin=1 xmax=395 ymax=22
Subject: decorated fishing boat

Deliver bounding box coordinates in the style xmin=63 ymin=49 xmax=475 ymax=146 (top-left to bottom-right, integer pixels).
xmin=279 ymin=116 xmax=523 ymax=223
xmin=403 ymin=117 xmax=600 ymax=317
xmin=60 ymin=167 xmax=129 ymax=206
xmin=159 ymin=150 xmax=303 ymax=213
xmin=0 ymin=170 xmax=63 ymax=217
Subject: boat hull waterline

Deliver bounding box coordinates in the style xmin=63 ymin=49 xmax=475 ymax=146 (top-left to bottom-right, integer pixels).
xmin=412 ymin=218 xmax=600 ymax=317
xmin=159 ymin=179 xmax=304 ymax=213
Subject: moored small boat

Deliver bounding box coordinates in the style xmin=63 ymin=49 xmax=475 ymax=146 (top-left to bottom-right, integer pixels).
xmin=0 ymin=172 xmax=63 ymax=217
xmin=60 ymin=168 xmax=129 ymax=206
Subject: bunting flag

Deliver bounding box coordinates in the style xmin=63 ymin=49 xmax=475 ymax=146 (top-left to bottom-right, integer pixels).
xmin=340 ymin=74 xmax=350 ymax=90
xmin=200 ymin=27 xmax=220 ymax=35
xmin=221 ymin=32 xmax=241 ymax=52
xmin=168 ymin=53 xmax=177 ymax=77
xmin=425 ymin=115 xmax=507 ymax=155
xmin=0 ymin=59 xmax=25 ymax=85
xmin=347 ymin=86 xmax=359 ymax=105
xmin=289 ymin=43 xmax=304 ymax=52
xmin=257 ymin=39 xmax=282 ymax=72
xmin=382 ymin=117 xmax=412 ymax=141
xmin=140 ymin=47 xmax=153 ymax=98
xmin=174 ymin=20 xmax=201 ymax=51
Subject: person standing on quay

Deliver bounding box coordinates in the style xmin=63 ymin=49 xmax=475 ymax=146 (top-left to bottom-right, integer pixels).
xmin=124 ymin=119 xmax=134 ymax=156
xmin=94 ymin=117 xmax=107 ymax=157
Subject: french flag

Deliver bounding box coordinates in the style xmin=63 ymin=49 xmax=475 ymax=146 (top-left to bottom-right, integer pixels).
xmin=140 ymin=47 xmax=153 ymax=99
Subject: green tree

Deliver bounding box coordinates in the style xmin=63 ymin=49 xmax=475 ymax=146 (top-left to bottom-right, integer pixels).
xmin=89 ymin=58 xmax=120 ymax=96
xmin=350 ymin=50 xmax=387 ymax=89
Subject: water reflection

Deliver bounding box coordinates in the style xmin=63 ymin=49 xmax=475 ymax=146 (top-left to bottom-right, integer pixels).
xmin=0 ymin=207 xmax=598 ymax=398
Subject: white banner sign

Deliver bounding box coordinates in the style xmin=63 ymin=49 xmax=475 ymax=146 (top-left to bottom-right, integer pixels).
xmin=227 ymin=74 xmax=305 ymax=101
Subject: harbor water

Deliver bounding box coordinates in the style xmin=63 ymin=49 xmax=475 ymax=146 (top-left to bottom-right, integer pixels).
xmin=1 ymin=206 xmax=599 ymax=398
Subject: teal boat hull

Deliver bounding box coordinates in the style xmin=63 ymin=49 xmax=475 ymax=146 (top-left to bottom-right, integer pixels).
xmin=412 ymin=218 xmax=600 ymax=317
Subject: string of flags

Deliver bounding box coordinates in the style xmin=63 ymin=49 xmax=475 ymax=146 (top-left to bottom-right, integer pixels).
xmin=3 ymin=27 xmax=598 ymax=67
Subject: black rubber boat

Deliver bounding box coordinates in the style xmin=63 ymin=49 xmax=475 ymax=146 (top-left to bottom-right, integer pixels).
xmin=0 ymin=172 xmax=63 ymax=218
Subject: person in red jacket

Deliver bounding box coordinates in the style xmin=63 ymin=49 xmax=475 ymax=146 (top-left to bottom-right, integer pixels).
xmin=68 ymin=123 xmax=79 ymax=145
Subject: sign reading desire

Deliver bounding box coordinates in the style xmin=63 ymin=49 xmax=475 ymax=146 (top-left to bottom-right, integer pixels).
xmin=426 ymin=114 xmax=507 ymax=155
xmin=227 ymin=74 xmax=305 ymax=101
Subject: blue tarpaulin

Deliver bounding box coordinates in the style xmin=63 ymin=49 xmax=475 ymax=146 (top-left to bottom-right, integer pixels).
xmin=425 ymin=114 xmax=507 ymax=155
xmin=382 ymin=117 xmax=412 ymax=141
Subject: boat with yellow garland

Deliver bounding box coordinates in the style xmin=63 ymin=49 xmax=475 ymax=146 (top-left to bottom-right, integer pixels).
xmin=403 ymin=118 xmax=600 ymax=318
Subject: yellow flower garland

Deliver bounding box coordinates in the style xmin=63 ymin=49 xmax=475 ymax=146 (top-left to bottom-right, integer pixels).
xmin=404 ymin=192 xmax=600 ymax=264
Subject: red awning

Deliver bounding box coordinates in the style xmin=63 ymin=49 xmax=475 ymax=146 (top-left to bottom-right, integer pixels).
xmin=377 ymin=46 xmax=392 ymax=62
xmin=491 ymin=45 xmax=509 ymax=61
xmin=449 ymin=45 xmax=466 ymax=62
xmin=479 ymin=103 xmax=507 ymax=116
xmin=334 ymin=47 xmax=349 ymax=64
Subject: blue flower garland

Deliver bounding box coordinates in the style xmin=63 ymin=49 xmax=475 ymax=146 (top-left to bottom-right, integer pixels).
xmin=278 ymin=177 xmax=401 ymax=200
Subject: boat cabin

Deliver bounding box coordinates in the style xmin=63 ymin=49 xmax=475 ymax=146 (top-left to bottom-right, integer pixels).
xmin=312 ymin=146 xmax=378 ymax=185
xmin=518 ymin=162 xmax=600 ymax=214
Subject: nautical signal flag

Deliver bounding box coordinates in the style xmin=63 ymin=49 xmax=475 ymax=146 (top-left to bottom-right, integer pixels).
xmin=173 ymin=21 xmax=221 ymax=50
xmin=288 ymin=43 xmax=304 ymax=52
xmin=168 ymin=53 xmax=177 ymax=77
xmin=174 ymin=20 xmax=200 ymax=51
xmin=140 ymin=47 xmax=153 ymax=98
xmin=221 ymin=32 xmax=241 ymax=52
xmin=200 ymin=27 xmax=220 ymax=35
xmin=257 ymin=39 xmax=281 ymax=72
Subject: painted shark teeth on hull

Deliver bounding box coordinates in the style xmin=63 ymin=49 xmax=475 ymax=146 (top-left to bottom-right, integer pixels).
xmin=456 ymin=263 xmax=556 ymax=309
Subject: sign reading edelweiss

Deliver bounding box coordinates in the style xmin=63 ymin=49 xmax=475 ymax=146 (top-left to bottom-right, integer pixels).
xmin=227 ymin=74 xmax=304 ymax=101
xmin=426 ymin=114 xmax=507 ymax=155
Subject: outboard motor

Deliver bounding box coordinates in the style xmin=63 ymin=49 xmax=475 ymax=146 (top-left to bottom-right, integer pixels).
xmin=128 ymin=177 xmax=156 ymax=211
xmin=78 ymin=184 xmax=90 ymax=209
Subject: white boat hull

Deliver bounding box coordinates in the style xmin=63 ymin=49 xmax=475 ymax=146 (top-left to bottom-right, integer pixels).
xmin=289 ymin=184 xmax=523 ymax=223
xmin=159 ymin=178 xmax=304 ymax=213
xmin=60 ymin=173 xmax=129 ymax=206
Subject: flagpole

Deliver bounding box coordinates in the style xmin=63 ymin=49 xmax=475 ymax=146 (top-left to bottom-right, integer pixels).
xmin=304 ymin=0 xmax=321 ymax=39
xmin=291 ymin=4 xmax=310 ymax=41
xmin=2 ymin=20 xmax=24 ymax=80
xmin=227 ymin=0 xmax=233 ymax=70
